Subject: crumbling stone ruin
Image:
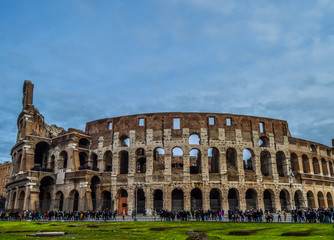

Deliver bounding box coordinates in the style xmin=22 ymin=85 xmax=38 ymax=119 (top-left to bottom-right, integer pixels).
xmin=5 ymin=80 xmax=334 ymax=215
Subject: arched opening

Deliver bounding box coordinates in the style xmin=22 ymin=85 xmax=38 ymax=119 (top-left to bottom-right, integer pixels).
xmin=263 ymin=190 xmax=274 ymax=212
xmin=321 ymin=159 xmax=328 ymax=175
xmin=153 ymin=189 xmax=163 ymax=212
xmin=39 ymin=176 xmax=54 ymax=212
xmin=102 ymin=191 xmax=112 ymax=210
xmin=172 ymin=189 xmax=184 ymax=211
xmin=119 ymin=151 xmax=129 ymax=174
xmin=79 ymin=138 xmax=90 ymax=148
xmin=90 ymin=153 xmax=98 ymax=170
xmin=136 ymin=189 xmax=146 ymax=214
xmin=327 ymin=149 xmax=331 ymax=156
xmin=79 ymin=152 xmax=88 ymax=168
xmin=310 ymin=144 xmax=316 ymax=153
xmin=313 ymin=158 xmax=320 ymax=174
xmin=260 ymin=151 xmax=271 ymax=176
xmin=317 ymin=192 xmax=325 ymax=208
xmin=246 ymin=189 xmax=258 ymax=209
xmin=329 ymin=161 xmax=334 ymax=176
xmin=172 ymin=147 xmax=183 ymax=171
xmin=11 ymin=192 xmax=16 ymax=210
xmin=226 ymin=148 xmax=237 ymax=170
xmin=118 ymin=189 xmax=128 ymax=215
xmin=189 ymin=134 xmax=200 ymax=145
xmin=15 ymin=153 xmax=22 ymax=173
xmin=276 ymin=151 xmax=286 ymax=177
xmin=327 ymin=192 xmax=333 ymax=208
xmin=208 ymin=147 xmax=219 ymax=173
xmin=189 ymin=149 xmax=201 ymax=174
xmin=243 ymin=149 xmax=255 ymax=171
xmin=279 ymin=190 xmax=290 ymax=211
xmin=34 ymin=142 xmax=50 ymax=170
xmin=153 ymin=147 xmax=165 ymax=171
xmin=191 ymin=188 xmax=202 ymax=211
xmin=91 ymin=176 xmax=101 ymax=210
xmin=73 ymin=191 xmax=79 ymax=211
xmin=103 ymin=151 xmax=112 ymax=172
xmin=55 ymin=191 xmax=64 ymax=211
xmin=136 ymin=148 xmax=146 ymax=173
xmin=120 ymin=136 xmax=130 ymax=147
xmin=290 ymin=153 xmax=299 ymax=172
xmin=50 ymin=155 xmax=55 ymax=170
xmin=302 ymin=155 xmax=310 ymax=173
xmin=59 ymin=151 xmax=68 ymax=169
xmin=294 ymin=190 xmax=304 ymax=209
xmin=17 ymin=190 xmax=25 ymax=211
xmin=210 ymin=188 xmax=221 ymax=210
xmin=307 ymin=191 xmax=315 ymax=209
xmin=228 ymin=188 xmax=239 ymax=210
xmin=259 ymin=136 xmax=269 ymax=147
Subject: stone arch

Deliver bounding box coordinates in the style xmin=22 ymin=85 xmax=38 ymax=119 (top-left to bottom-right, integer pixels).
xmin=136 ymin=188 xmax=146 ymax=214
xmin=90 ymin=153 xmax=98 ymax=169
xmin=34 ymin=141 xmax=50 ymax=169
xmin=208 ymin=147 xmax=219 ymax=173
xmin=11 ymin=192 xmax=16 ymax=210
xmin=191 ymin=188 xmax=202 ymax=211
xmin=118 ymin=189 xmax=128 ymax=215
xmin=136 ymin=148 xmax=146 ymax=173
xmin=102 ymin=191 xmax=112 ymax=210
xmin=39 ymin=176 xmax=54 ymax=212
xmin=226 ymin=148 xmax=237 ymax=170
xmin=172 ymin=147 xmax=183 ymax=170
xmin=69 ymin=190 xmax=79 ymax=211
xmin=302 ymin=155 xmax=310 ymax=173
xmin=313 ymin=157 xmax=320 ymax=174
xmin=246 ymin=189 xmax=258 ymax=209
xmin=189 ymin=134 xmax=200 ymax=145
xmin=279 ymin=189 xmax=290 ymax=211
xmin=307 ymin=191 xmax=315 ymax=209
xmin=260 ymin=151 xmax=271 ymax=176
xmin=79 ymin=152 xmax=88 ymax=168
xmin=189 ymin=149 xmax=201 ymax=174
xmin=321 ymin=158 xmax=328 ymax=175
xmin=228 ymin=188 xmax=239 ymax=210
xmin=263 ymin=189 xmax=275 ymax=212
xmin=294 ymin=190 xmax=305 ymax=209
xmin=172 ymin=188 xmax=184 ymax=211
xmin=119 ymin=151 xmax=129 ymax=174
xmin=55 ymin=191 xmax=64 ymax=211
xmin=103 ymin=150 xmax=112 ymax=172
xmin=78 ymin=138 xmax=90 ymax=148
xmin=329 ymin=161 xmax=334 ymax=176
xmin=59 ymin=151 xmax=68 ymax=169
xmin=17 ymin=190 xmax=25 ymax=211
xmin=259 ymin=136 xmax=269 ymax=147
xmin=90 ymin=176 xmax=101 ymax=210
xmin=120 ymin=135 xmax=130 ymax=147
xmin=317 ymin=191 xmax=325 ymax=208
xmin=327 ymin=192 xmax=333 ymax=208
xmin=50 ymin=155 xmax=55 ymax=170
xmin=276 ymin=151 xmax=286 ymax=177
xmin=209 ymin=188 xmax=221 ymax=210
xmin=243 ymin=148 xmax=255 ymax=171
xmin=310 ymin=144 xmax=316 ymax=153
xmin=290 ymin=153 xmax=299 ymax=172
xmin=153 ymin=189 xmax=163 ymax=211
xmin=153 ymin=147 xmax=165 ymax=171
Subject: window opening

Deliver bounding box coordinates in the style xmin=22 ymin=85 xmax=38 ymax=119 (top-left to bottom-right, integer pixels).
xmin=173 ymin=118 xmax=180 ymax=130
xmin=139 ymin=118 xmax=144 ymax=126
xmin=226 ymin=118 xmax=232 ymax=126
xmin=209 ymin=117 xmax=215 ymax=125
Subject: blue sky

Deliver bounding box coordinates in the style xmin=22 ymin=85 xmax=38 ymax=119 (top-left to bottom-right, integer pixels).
xmin=1 ymin=0 xmax=334 ymax=163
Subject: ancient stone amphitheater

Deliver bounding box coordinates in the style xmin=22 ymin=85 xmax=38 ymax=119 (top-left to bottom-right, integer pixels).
xmin=6 ymin=81 xmax=334 ymax=215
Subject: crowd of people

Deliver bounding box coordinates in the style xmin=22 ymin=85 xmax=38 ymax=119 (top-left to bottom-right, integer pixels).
xmin=0 ymin=208 xmax=333 ymax=224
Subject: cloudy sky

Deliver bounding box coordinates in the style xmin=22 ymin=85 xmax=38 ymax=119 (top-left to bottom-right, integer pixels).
xmin=1 ymin=0 xmax=334 ymax=163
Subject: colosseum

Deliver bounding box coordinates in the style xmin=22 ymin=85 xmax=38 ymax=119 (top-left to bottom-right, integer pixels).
xmin=5 ymin=80 xmax=334 ymax=215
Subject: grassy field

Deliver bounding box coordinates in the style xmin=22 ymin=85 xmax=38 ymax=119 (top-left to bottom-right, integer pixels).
xmin=0 ymin=221 xmax=333 ymax=239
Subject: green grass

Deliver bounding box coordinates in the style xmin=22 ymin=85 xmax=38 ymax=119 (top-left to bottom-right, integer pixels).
xmin=0 ymin=221 xmax=333 ymax=239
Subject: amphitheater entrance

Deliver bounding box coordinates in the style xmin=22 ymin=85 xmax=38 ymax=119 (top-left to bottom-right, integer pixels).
xmin=39 ymin=176 xmax=54 ymax=212
xmin=307 ymin=191 xmax=315 ymax=209
xmin=118 ymin=189 xmax=128 ymax=215
xmin=263 ymin=190 xmax=274 ymax=212
xmin=55 ymin=191 xmax=64 ymax=211
xmin=317 ymin=192 xmax=325 ymax=208
xmin=228 ymin=188 xmax=239 ymax=210
xmin=136 ymin=189 xmax=146 ymax=214
xmin=68 ymin=190 xmax=80 ymax=211
xmin=191 ymin=188 xmax=202 ymax=211
xmin=246 ymin=189 xmax=258 ymax=210
xmin=102 ymin=191 xmax=112 ymax=210
xmin=153 ymin=189 xmax=163 ymax=212
xmin=17 ymin=190 xmax=25 ymax=211
xmin=90 ymin=176 xmax=101 ymax=210
xmin=172 ymin=189 xmax=184 ymax=211
xmin=327 ymin=193 xmax=333 ymax=208
xmin=208 ymin=147 xmax=219 ymax=173
xmin=294 ymin=190 xmax=304 ymax=209
xmin=279 ymin=190 xmax=290 ymax=211
xmin=209 ymin=188 xmax=221 ymax=210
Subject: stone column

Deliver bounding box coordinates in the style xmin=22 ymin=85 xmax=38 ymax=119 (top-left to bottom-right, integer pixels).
xmin=145 ymin=187 xmax=152 ymax=215
xmin=184 ymin=189 xmax=191 ymax=211
xmin=127 ymin=187 xmax=135 ymax=216
xmin=255 ymin=151 xmax=262 ymax=182
xmin=202 ymin=186 xmax=210 ymax=211
xmin=201 ymin=150 xmax=209 ymax=181
xmin=164 ymin=152 xmax=171 ymax=182
xmin=183 ymin=154 xmax=190 ymax=181
xmin=308 ymin=158 xmax=314 ymax=174
xmin=318 ymin=160 xmax=323 ymax=176
xmin=237 ymin=152 xmax=245 ymax=182
xmin=145 ymin=150 xmax=153 ymax=183
xmin=165 ymin=187 xmax=172 ymax=211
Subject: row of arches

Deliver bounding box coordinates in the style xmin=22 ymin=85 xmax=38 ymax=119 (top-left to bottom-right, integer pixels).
xmin=291 ymin=153 xmax=334 ymax=176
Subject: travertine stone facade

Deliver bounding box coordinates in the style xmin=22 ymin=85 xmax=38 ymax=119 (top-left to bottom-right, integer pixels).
xmin=0 ymin=161 xmax=11 ymax=197
xmin=5 ymin=81 xmax=334 ymax=214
